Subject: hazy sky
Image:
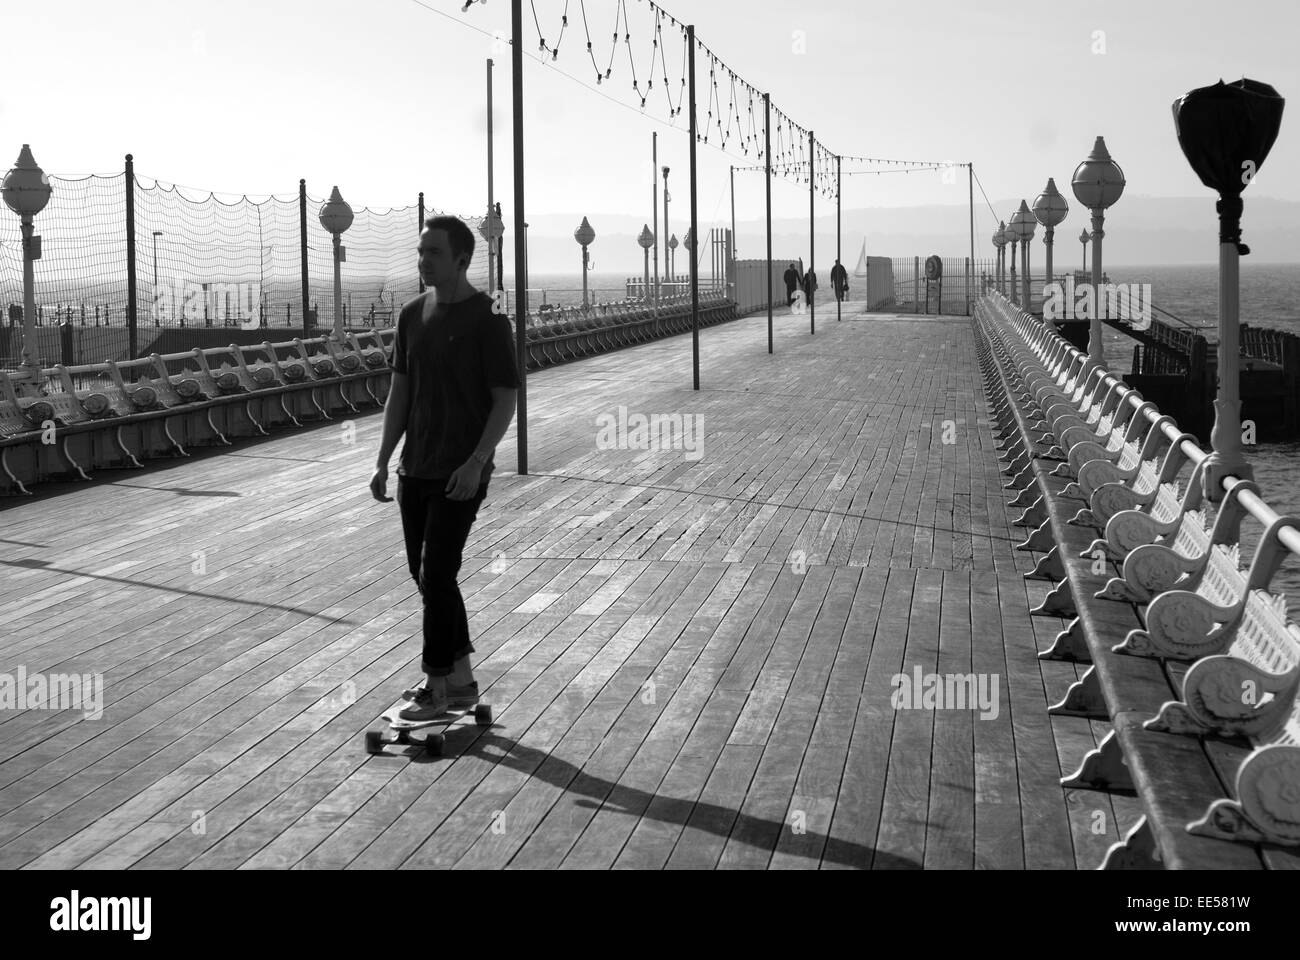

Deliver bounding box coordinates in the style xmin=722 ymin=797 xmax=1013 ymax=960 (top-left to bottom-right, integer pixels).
xmin=5 ymin=0 xmax=1298 ymax=251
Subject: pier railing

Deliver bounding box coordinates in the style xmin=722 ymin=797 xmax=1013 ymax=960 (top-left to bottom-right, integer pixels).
xmin=976 ymin=289 xmax=1300 ymax=869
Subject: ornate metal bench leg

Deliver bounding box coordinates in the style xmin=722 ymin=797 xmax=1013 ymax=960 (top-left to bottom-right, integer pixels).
xmin=113 ymin=424 xmax=144 ymax=468
xmin=1 ymin=446 xmax=33 ymax=495
xmin=1050 ymin=665 xmax=1108 ymax=719
xmin=1062 ymin=729 xmax=1136 ymax=792
xmin=1100 ymin=818 xmax=1163 ymax=869
xmin=161 ymin=417 xmax=189 ymax=458
xmin=1016 ymin=519 xmax=1055 ymax=553
xmin=245 ymin=397 xmax=269 ymax=435
xmin=57 ymin=435 xmax=92 ymax=480
xmin=1031 ymin=579 xmax=1076 ymax=618
xmin=1039 ymin=616 xmax=1091 ymax=661
xmin=279 ymin=392 xmax=304 ymax=426
xmin=206 ymin=407 xmax=231 ymax=446
xmin=1014 ymin=496 xmax=1048 ymax=528
xmin=1026 ymin=546 xmax=1065 ymax=582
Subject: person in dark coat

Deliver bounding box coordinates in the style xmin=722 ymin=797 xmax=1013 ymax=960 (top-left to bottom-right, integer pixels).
xmin=802 ymin=268 xmax=817 ymax=305
xmin=783 ymin=263 xmax=799 ymax=306
xmin=831 ymin=260 xmax=848 ymax=302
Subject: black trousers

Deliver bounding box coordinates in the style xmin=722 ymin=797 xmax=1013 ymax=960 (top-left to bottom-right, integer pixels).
xmin=397 ymin=475 xmax=489 ymax=677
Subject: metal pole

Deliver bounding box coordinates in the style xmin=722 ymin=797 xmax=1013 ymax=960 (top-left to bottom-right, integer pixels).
xmin=1022 ymin=231 xmax=1031 ymax=310
xmin=487 ymin=58 xmax=495 ymax=295
xmin=730 ymin=164 xmax=736 ymax=263
xmin=418 ymin=192 xmax=426 ymax=294
xmin=1089 ymin=210 xmax=1104 ymax=362
xmin=332 ymin=234 xmax=344 ymax=338
xmin=1203 ymin=218 xmax=1252 ymax=496
xmin=125 ymin=154 xmax=137 ymax=360
xmin=836 ymin=154 xmax=842 ymax=322
xmin=653 ymin=132 xmax=659 ymax=307
xmin=20 ymin=218 xmax=36 ymax=370
xmin=809 ymin=130 xmax=815 ymax=336
xmin=968 ymin=163 xmax=975 ymax=316
xmin=299 ymin=179 xmax=310 ymax=338
xmin=687 ymin=24 xmax=700 ymax=391
xmin=512 ymin=0 xmax=529 ymax=473
xmin=765 ymin=93 xmax=772 ymax=355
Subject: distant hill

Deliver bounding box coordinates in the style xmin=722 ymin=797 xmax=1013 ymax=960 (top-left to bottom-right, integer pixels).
xmin=500 ymin=196 xmax=1300 ymax=273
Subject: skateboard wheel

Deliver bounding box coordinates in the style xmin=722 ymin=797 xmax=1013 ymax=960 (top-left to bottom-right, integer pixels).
xmin=474 ymin=704 xmax=493 ymax=725
xmin=425 ymin=733 xmax=445 ymax=756
xmin=365 ymin=731 xmax=384 ymax=755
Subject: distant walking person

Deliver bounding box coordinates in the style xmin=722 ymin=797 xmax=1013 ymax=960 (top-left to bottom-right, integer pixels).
xmin=371 ymin=215 xmax=520 ymax=722
xmin=783 ymin=262 xmax=800 ymax=306
xmin=802 ymin=268 xmax=818 ymax=305
xmin=831 ymin=259 xmax=848 ymax=302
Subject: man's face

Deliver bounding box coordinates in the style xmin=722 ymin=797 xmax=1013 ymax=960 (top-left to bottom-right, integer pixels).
xmin=418 ymin=228 xmax=461 ymax=288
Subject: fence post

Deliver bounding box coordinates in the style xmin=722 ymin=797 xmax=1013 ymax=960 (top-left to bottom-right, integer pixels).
xmin=1284 ymin=333 xmax=1300 ymax=440
xmin=125 ymin=154 xmax=138 ymax=362
xmin=418 ymin=192 xmax=426 ymax=295
xmin=913 ymin=256 xmax=919 ymax=314
xmin=299 ymin=179 xmax=310 ymax=339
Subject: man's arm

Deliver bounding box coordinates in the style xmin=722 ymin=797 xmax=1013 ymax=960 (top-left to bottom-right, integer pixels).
xmin=472 ymin=387 xmax=518 ymax=461
xmin=446 ymin=386 xmax=517 ymax=500
xmin=370 ymin=373 xmax=410 ymax=502
xmin=376 ymin=372 xmax=411 ymax=469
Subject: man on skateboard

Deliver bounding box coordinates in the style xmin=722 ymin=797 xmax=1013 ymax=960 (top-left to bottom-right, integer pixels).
xmin=371 ymin=215 xmax=520 ymax=722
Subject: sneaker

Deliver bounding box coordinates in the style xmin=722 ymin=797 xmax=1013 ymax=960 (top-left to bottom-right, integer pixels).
xmin=402 ymin=676 xmax=430 ymax=701
xmin=447 ymin=681 xmax=479 ymax=709
xmin=404 ymin=678 xmax=479 ymax=706
xmin=398 ymin=686 xmax=450 ymax=722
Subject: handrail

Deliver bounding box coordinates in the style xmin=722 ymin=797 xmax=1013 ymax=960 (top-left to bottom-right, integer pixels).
xmin=986 ymin=289 xmax=1300 ymax=561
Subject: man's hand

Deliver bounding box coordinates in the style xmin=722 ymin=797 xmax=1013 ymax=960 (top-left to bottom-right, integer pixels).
xmin=446 ymin=461 xmax=481 ymax=501
xmin=371 ymin=465 xmax=395 ymax=503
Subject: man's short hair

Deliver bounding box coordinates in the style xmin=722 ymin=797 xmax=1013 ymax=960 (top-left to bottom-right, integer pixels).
xmin=423 ymin=215 xmax=476 ymax=266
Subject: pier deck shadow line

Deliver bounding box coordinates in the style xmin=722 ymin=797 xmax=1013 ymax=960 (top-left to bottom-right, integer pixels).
xmin=0 ymin=558 xmax=360 ymax=623
xmin=521 ymin=470 xmax=1022 ymax=546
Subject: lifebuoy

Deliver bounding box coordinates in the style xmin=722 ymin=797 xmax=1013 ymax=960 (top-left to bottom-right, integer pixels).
xmin=925 ymin=256 xmax=943 ymax=281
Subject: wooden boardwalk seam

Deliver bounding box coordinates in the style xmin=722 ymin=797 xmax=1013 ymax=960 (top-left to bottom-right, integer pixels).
xmin=0 ymin=301 xmax=1134 ymax=869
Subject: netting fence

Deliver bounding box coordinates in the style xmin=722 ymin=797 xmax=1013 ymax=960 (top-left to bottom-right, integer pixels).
xmin=0 ymin=159 xmax=494 ymax=368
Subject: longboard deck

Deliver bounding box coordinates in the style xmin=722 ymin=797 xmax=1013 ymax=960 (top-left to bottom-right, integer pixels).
xmin=381 ymin=706 xmax=480 ymax=731
xmin=365 ymin=702 xmax=495 ymax=756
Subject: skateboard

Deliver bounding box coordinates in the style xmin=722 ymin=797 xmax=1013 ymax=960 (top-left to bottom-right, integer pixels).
xmin=365 ymin=702 xmax=493 ymax=756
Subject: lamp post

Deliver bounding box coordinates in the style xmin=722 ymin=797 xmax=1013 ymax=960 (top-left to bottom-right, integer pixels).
xmin=662 ymin=166 xmax=671 ymax=282
xmin=1173 ymin=78 xmax=1284 ymax=501
xmin=668 ymin=233 xmax=679 ymax=288
xmin=992 ymin=223 xmax=1007 ymax=296
xmin=637 ymin=224 xmax=655 ymax=303
xmin=1006 ymin=212 xmax=1020 ymax=307
xmin=1014 ymin=199 xmax=1035 ymax=310
xmin=318 ymin=186 xmax=354 ymax=341
xmin=1071 ymin=136 xmax=1126 ymax=362
xmin=683 ymin=229 xmax=694 ymax=294
xmin=1032 ymin=178 xmax=1069 ymax=301
xmin=2 ymin=144 xmax=52 ymax=380
xmin=574 ymin=216 xmax=595 ymax=308
xmin=478 ymin=208 xmax=504 ymax=297
xmin=1079 ymin=228 xmax=1090 ymax=273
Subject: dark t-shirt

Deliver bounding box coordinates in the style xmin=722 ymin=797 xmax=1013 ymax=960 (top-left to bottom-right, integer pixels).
xmin=389 ymin=290 xmax=520 ymax=483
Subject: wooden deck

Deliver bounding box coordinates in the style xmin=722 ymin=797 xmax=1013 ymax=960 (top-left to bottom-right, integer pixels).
xmin=0 ymin=300 xmax=1142 ymax=869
